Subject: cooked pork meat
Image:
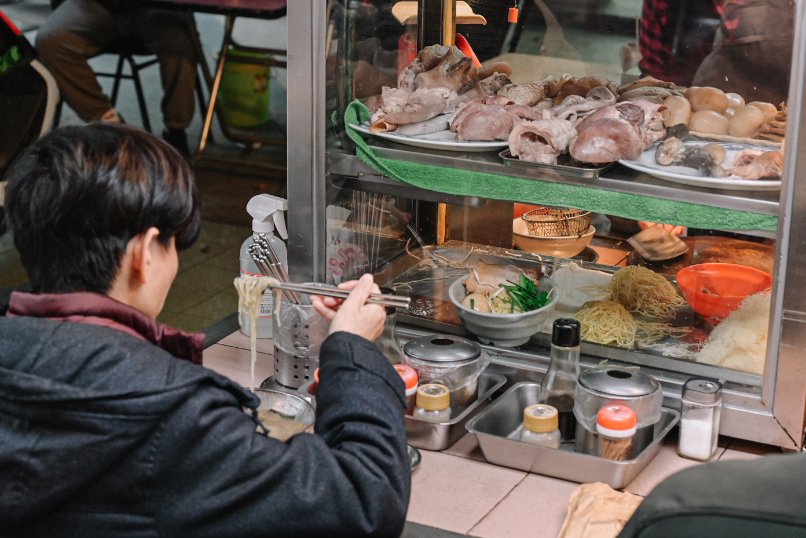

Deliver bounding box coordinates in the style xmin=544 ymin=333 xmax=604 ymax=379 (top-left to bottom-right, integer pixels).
xmin=569 ymin=101 xmax=666 ymax=163
xmin=464 ymin=262 xmax=538 ymax=295
xmin=728 ymin=150 xmax=784 ymax=180
xmin=450 ymin=100 xmax=515 ymax=141
xmin=570 ymin=117 xmax=644 ymax=163
xmin=508 ymin=112 xmax=577 ymax=164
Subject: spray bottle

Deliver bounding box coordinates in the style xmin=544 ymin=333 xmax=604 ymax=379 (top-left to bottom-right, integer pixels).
xmin=239 ymin=194 xmax=288 ymax=338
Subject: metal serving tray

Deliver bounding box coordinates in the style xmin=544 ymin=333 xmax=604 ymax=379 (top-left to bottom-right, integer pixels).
xmin=499 ymin=149 xmax=615 ymax=179
xmin=466 ymin=382 xmax=680 ymax=489
xmin=406 ymin=372 xmax=507 ymax=451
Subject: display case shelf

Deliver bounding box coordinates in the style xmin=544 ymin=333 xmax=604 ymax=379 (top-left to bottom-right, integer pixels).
xmin=329 ymin=143 xmax=780 ymax=219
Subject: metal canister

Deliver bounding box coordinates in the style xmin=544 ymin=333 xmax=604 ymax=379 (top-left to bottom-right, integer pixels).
xmin=403 ymin=335 xmax=485 ymax=409
xmin=573 ymin=367 xmax=663 ymax=458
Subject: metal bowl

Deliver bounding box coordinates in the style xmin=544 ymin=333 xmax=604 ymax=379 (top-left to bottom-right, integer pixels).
xmin=254 ymin=388 xmax=316 ymax=440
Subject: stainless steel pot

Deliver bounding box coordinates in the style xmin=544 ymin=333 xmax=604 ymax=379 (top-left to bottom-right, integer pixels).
xmin=403 ymin=335 xmax=488 ymax=409
xmin=573 ymin=367 xmax=663 ymax=458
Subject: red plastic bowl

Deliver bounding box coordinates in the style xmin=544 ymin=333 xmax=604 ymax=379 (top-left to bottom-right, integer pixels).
xmin=676 ymin=263 xmax=771 ymax=321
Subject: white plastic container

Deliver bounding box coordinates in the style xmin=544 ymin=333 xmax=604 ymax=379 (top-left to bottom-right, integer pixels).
xmin=238 ymin=194 xmax=288 ymax=338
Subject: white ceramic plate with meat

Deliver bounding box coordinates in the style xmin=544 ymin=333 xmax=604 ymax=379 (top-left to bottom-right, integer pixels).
xmin=351 ymin=123 xmax=509 ymax=152
xmin=618 ymin=141 xmax=781 ymax=191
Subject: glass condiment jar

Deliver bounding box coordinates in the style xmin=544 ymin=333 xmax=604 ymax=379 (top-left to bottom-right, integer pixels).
xmin=393 ymin=363 xmax=418 ymax=414
xmin=539 ymin=319 xmax=581 ymax=442
xmin=403 ymin=335 xmax=485 ymax=409
xmin=678 ymin=378 xmax=722 ymax=461
xmin=413 ymin=382 xmax=451 ymax=423
xmin=520 ymin=404 xmax=561 ymax=449
xmin=597 ymin=404 xmax=637 ymax=461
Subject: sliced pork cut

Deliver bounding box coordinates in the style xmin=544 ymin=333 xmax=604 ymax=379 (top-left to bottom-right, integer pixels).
xmin=569 ymin=101 xmax=666 ymax=163
xmin=570 ymin=117 xmax=644 ymax=163
xmin=450 ymin=100 xmax=514 ymax=141
xmin=728 ymin=150 xmax=784 ymax=179
xmin=508 ymin=112 xmax=577 ymax=164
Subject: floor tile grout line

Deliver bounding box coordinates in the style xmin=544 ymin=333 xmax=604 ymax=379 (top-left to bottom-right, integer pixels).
xmin=464 ymin=472 xmax=531 ymax=536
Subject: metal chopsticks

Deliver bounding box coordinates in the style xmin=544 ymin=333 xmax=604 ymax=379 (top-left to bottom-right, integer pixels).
xmin=268 ymin=281 xmax=411 ymax=309
xmin=248 ymin=235 xmax=300 ymax=303
xmin=248 ymin=233 xmax=409 ymax=309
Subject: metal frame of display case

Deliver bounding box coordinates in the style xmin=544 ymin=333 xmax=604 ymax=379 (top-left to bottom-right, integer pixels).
xmin=286 ymin=0 xmax=806 ymax=449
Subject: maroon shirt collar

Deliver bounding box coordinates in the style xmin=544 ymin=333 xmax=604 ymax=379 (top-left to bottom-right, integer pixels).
xmin=7 ymin=291 xmax=204 ymax=364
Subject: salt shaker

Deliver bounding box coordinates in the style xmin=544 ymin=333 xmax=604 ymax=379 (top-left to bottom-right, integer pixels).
xmin=678 ymin=378 xmax=722 ymax=461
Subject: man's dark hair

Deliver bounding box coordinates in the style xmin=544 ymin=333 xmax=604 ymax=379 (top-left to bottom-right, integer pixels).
xmin=5 ymin=123 xmax=201 ymax=293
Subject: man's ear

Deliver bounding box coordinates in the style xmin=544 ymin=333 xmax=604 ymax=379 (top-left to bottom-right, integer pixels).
xmin=129 ymin=227 xmax=161 ymax=284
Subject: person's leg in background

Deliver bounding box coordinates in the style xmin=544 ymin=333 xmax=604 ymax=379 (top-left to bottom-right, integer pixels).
xmin=134 ymin=9 xmax=197 ymax=157
xmin=34 ymin=0 xmax=122 ymax=123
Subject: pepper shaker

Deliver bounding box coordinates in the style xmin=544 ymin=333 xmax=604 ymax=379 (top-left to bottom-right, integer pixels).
xmin=678 ymin=378 xmax=722 ymax=461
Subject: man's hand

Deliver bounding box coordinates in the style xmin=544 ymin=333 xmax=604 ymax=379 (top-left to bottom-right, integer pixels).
xmin=310 ymin=274 xmax=386 ymax=341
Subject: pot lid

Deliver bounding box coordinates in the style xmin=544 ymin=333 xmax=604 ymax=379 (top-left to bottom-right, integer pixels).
xmin=403 ymin=335 xmax=481 ymax=363
xmin=578 ymin=367 xmax=659 ymax=397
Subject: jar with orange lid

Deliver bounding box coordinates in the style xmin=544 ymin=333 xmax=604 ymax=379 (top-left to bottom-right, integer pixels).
xmin=520 ymin=404 xmax=561 ymax=449
xmin=393 ymin=364 xmax=418 ymax=414
xmin=413 ymin=383 xmax=451 ymax=423
xmin=596 ymin=404 xmax=637 ymax=461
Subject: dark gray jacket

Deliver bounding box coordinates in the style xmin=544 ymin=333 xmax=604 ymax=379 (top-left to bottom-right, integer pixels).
xmin=0 ymin=312 xmax=410 ymax=537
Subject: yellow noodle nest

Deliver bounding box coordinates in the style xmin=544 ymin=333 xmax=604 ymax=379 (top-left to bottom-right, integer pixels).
xmin=574 ymin=300 xmax=636 ymax=348
xmin=609 ymin=266 xmax=685 ymax=319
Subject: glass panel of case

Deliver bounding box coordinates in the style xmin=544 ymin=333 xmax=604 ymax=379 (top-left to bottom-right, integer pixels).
xmin=322 ymin=0 xmax=791 ymax=390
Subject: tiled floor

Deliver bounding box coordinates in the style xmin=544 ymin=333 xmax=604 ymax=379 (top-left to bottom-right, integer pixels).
xmin=204 ymin=332 xmax=781 ymax=538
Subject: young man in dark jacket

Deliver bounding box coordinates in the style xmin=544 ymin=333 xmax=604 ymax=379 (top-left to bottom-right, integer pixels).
xmin=0 ymin=123 xmax=410 ymax=537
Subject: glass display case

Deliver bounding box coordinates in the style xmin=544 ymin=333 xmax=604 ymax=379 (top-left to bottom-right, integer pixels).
xmin=286 ymin=0 xmax=806 ymax=449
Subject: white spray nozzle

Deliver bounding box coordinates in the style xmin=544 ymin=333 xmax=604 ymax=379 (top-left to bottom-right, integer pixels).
xmin=246 ymin=194 xmax=288 ymax=237
xmin=273 ymin=210 xmax=288 ymax=240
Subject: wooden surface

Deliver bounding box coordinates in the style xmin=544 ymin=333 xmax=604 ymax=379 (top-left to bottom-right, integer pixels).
xmin=392 ymin=1 xmax=487 ymax=26
xmin=488 ymin=53 xmax=622 ymax=84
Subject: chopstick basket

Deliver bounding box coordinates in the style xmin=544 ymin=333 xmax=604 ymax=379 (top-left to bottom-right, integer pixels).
xmin=272 ymin=293 xmax=329 ymax=389
xmin=522 ymin=207 xmax=591 ymax=237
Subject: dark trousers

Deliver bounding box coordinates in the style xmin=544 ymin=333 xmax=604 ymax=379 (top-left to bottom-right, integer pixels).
xmin=35 ymin=0 xmax=197 ymax=129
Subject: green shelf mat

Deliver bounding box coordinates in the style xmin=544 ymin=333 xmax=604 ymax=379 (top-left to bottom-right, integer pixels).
xmin=343 ymin=100 xmax=778 ymax=233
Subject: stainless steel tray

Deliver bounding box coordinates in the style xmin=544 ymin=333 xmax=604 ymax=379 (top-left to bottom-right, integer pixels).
xmin=466 ymin=382 xmax=680 ymax=489
xmin=499 ymin=149 xmax=615 ymax=179
xmin=406 ymin=372 xmax=507 ymax=451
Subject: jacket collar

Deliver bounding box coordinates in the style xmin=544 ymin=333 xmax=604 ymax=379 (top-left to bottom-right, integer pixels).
xmin=7 ymin=291 xmax=204 ymax=364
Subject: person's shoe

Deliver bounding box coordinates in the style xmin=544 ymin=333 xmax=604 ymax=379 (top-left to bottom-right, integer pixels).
xmin=162 ymin=128 xmax=191 ymax=159
xmin=100 ymin=108 xmax=123 ymax=123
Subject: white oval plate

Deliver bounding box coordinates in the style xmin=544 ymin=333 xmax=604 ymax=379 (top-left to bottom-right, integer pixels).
xmin=619 ymin=141 xmax=781 ymax=191
xmin=350 ymin=123 xmax=508 ymax=153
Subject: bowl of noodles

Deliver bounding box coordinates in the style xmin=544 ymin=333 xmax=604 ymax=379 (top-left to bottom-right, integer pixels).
xmin=676 ymin=263 xmax=772 ymax=321
xmin=255 ymin=389 xmax=316 ymax=442
xmin=448 ymin=277 xmax=559 ymax=347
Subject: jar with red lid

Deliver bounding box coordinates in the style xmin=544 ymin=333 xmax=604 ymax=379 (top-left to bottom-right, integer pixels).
xmin=394 ymin=364 xmax=418 ymax=414
xmin=596 ymin=404 xmax=637 ymax=461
